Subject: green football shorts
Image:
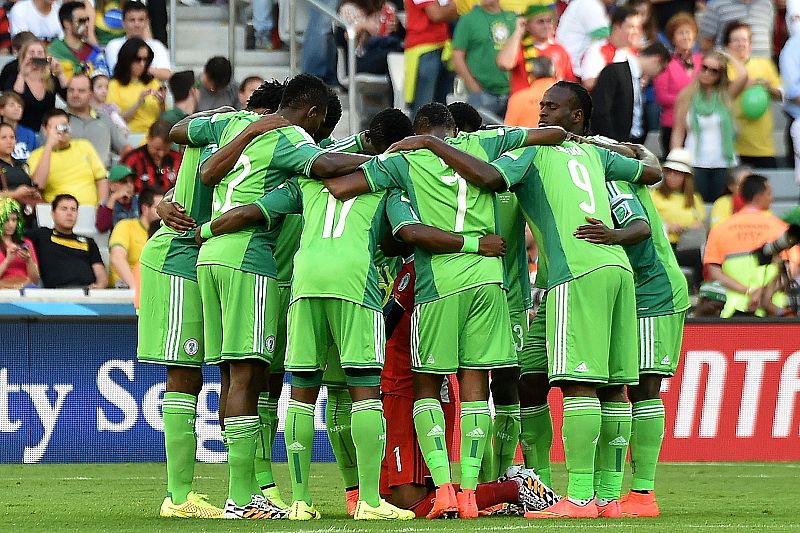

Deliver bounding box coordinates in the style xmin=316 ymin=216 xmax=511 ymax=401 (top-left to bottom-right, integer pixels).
xmin=322 ymin=346 xmax=347 ymax=389
xmin=137 ymin=264 xmax=204 ymax=367
xmin=519 ymin=293 xmax=547 ymax=376
xmin=510 ymin=308 xmax=531 ymax=356
xmin=638 ymin=311 xmax=686 ymax=376
xmin=411 ymin=284 xmax=516 ymax=374
xmin=547 ymin=266 xmax=638 ymax=385
xmin=197 ymin=264 xmax=279 ymax=365
xmin=286 ymin=297 xmax=385 ymax=373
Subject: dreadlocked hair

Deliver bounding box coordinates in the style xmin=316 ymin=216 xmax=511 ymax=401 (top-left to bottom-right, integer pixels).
xmin=554 ymin=81 xmax=593 ymax=135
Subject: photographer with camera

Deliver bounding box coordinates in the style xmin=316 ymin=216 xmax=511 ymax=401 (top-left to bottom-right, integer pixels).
xmin=28 ymin=108 xmax=108 ymax=206
xmin=704 ymin=174 xmax=796 ymax=317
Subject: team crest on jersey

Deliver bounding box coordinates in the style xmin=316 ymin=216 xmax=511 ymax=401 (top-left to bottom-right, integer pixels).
xmin=266 ymin=335 xmax=276 ymax=353
xmin=398 ymin=273 xmax=411 ymax=292
xmin=492 ymin=22 xmax=510 ymax=45
xmin=183 ymin=338 xmax=199 ymax=356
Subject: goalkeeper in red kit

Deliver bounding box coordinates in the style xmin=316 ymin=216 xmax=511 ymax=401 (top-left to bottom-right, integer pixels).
xmin=379 ymin=257 xmax=559 ymax=517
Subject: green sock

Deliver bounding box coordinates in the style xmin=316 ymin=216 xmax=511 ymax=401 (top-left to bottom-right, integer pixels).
xmin=596 ymin=402 xmax=632 ymax=501
xmin=478 ymin=422 xmax=495 ymax=484
xmin=284 ymin=399 xmax=315 ymax=505
xmin=351 ymin=399 xmax=386 ymax=507
xmin=520 ymin=404 xmax=553 ymax=487
xmin=255 ymin=393 xmax=276 ymax=489
xmin=224 ymin=415 xmax=260 ymax=506
xmin=630 ymin=399 xmax=666 ymax=491
xmin=162 ymin=392 xmax=197 ymax=505
xmin=325 ymin=388 xmax=359 ymax=489
xmin=460 ymin=401 xmax=491 ymax=491
xmin=492 ymin=404 xmax=521 ymax=478
xmin=412 ymin=398 xmax=451 ymax=486
xmin=562 ymin=396 xmax=601 ymax=501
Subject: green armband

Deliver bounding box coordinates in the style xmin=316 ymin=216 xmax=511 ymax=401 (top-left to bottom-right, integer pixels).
xmin=200 ymin=221 xmax=214 ymax=239
xmin=460 ymin=235 xmax=479 ymax=253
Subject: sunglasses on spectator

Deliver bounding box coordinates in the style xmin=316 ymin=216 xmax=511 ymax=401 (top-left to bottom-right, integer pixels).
xmin=135 ymin=55 xmax=150 ymax=63
xmin=73 ymin=17 xmax=90 ymax=24
xmin=702 ymin=64 xmax=720 ymax=74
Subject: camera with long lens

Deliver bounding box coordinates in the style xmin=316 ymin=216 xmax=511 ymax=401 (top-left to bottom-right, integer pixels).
xmin=753 ymin=224 xmax=800 ymax=265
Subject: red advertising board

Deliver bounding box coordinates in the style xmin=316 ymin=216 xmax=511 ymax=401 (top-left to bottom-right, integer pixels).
xmin=455 ymin=322 xmax=800 ymax=462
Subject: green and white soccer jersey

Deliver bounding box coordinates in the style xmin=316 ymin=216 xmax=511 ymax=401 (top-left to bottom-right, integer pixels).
xmin=497 ymin=191 xmax=532 ymax=355
xmin=255 ymin=178 xmax=416 ymax=371
xmin=607 ymin=181 xmax=689 ymax=376
xmin=196 ymin=124 xmax=325 ymax=277
xmin=491 ymin=142 xmax=642 ymax=288
xmin=361 ymin=128 xmax=528 ymax=304
xmin=492 ymin=142 xmax=643 ymax=384
xmin=607 ymin=181 xmax=690 ymax=317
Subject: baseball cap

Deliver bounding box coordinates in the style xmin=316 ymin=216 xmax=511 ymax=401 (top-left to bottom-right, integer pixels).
xmin=663 ymin=148 xmax=694 ymax=175
xmin=699 ymin=281 xmax=727 ymax=303
xmin=525 ymin=0 xmax=556 ymax=18
xmin=108 ymin=164 xmax=135 ymax=182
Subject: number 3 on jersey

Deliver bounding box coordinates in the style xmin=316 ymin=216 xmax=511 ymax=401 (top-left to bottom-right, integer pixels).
xmin=322 ymin=190 xmax=355 ymax=238
xmin=568 ymin=159 xmax=595 ymax=215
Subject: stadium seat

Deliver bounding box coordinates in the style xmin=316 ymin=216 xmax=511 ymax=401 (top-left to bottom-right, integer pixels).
xmin=335 ymin=47 xmax=391 ymax=129
xmin=386 ymin=52 xmax=407 ymax=112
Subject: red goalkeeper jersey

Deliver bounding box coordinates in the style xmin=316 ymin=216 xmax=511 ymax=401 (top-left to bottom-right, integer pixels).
xmin=381 ymin=259 xmax=416 ymax=398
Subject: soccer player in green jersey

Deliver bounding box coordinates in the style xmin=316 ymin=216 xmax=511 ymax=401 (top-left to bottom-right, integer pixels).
xmin=448 ymin=102 xmax=529 ymax=483
xmin=395 ymin=82 xmax=662 ymax=519
xmin=574 ymin=139 xmax=689 ymax=518
xmin=196 ymin=168 xmax=506 ymax=521
xmin=195 ymin=74 xmax=371 ymax=520
xmin=155 ymin=79 xmax=297 ymax=513
xmin=325 ymin=103 xmax=567 ymax=519
xmin=136 ymin=105 xmax=233 ymax=519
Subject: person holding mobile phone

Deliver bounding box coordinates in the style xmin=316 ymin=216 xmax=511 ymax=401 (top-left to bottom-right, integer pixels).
xmin=0 ymin=197 xmax=40 ymax=289
xmin=1 ymin=38 xmax=69 ymax=131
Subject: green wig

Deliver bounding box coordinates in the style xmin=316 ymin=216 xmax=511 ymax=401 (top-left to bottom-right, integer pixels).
xmin=0 ymin=197 xmax=24 ymax=243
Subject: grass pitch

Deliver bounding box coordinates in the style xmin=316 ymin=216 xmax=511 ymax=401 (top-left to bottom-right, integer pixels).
xmin=1 ymin=462 xmax=796 ymax=532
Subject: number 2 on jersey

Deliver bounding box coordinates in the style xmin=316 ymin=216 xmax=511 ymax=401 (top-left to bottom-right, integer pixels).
xmin=219 ymin=154 xmax=251 ymax=213
xmin=322 ymin=191 xmax=355 ymax=238
xmin=567 ymin=159 xmax=596 ymax=214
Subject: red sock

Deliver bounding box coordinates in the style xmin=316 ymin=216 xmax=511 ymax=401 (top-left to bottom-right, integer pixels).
xmin=408 ymin=491 xmax=436 ymax=517
xmin=475 ymin=480 xmax=519 ymax=509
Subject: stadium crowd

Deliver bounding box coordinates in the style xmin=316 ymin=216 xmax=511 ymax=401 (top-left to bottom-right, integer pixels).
xmin=0 ymin=0 xmax=796 ymax=524
xmin=0 ymin=0 xmax=798 ymax=319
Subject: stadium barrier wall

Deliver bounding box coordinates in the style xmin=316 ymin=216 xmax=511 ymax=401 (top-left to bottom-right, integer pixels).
xmin=1 ymin=318 xmax=799 ymax=463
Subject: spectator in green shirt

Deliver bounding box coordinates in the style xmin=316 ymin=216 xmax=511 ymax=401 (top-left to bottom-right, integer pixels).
xmin=160 ymin=70 xmax=197 ymax=126
xmin=451 ymin=0 xmax=517 ymax=118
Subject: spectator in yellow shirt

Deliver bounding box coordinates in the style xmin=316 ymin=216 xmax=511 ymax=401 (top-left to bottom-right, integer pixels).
xmin=652 ymin=147 xmax=706 ymax=245
xmin=108 ymin=187 xmax=162 ymax=288
xmin=106 ymin=37 xmax=165 ymax=144
xmin=710 ymin=164 xmax=752 ymax=227
xmin=724 ymin=22 xmax=783 ymax=168
xmin=28 ymin=108 xmax=108 ymax=206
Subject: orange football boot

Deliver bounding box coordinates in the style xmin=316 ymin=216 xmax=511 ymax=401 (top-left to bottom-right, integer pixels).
xmin=456 ymin=489 xmax=478 ymax=519
xmin=596 ymin=499 xmax=623 ymax=518
xmin=345 ymin=489 xmax=359 ymax=517
xmin=426 ymin=483 xmax=458 ymax=519
xmin=620 ymin=490 xmax=660 ymax=517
